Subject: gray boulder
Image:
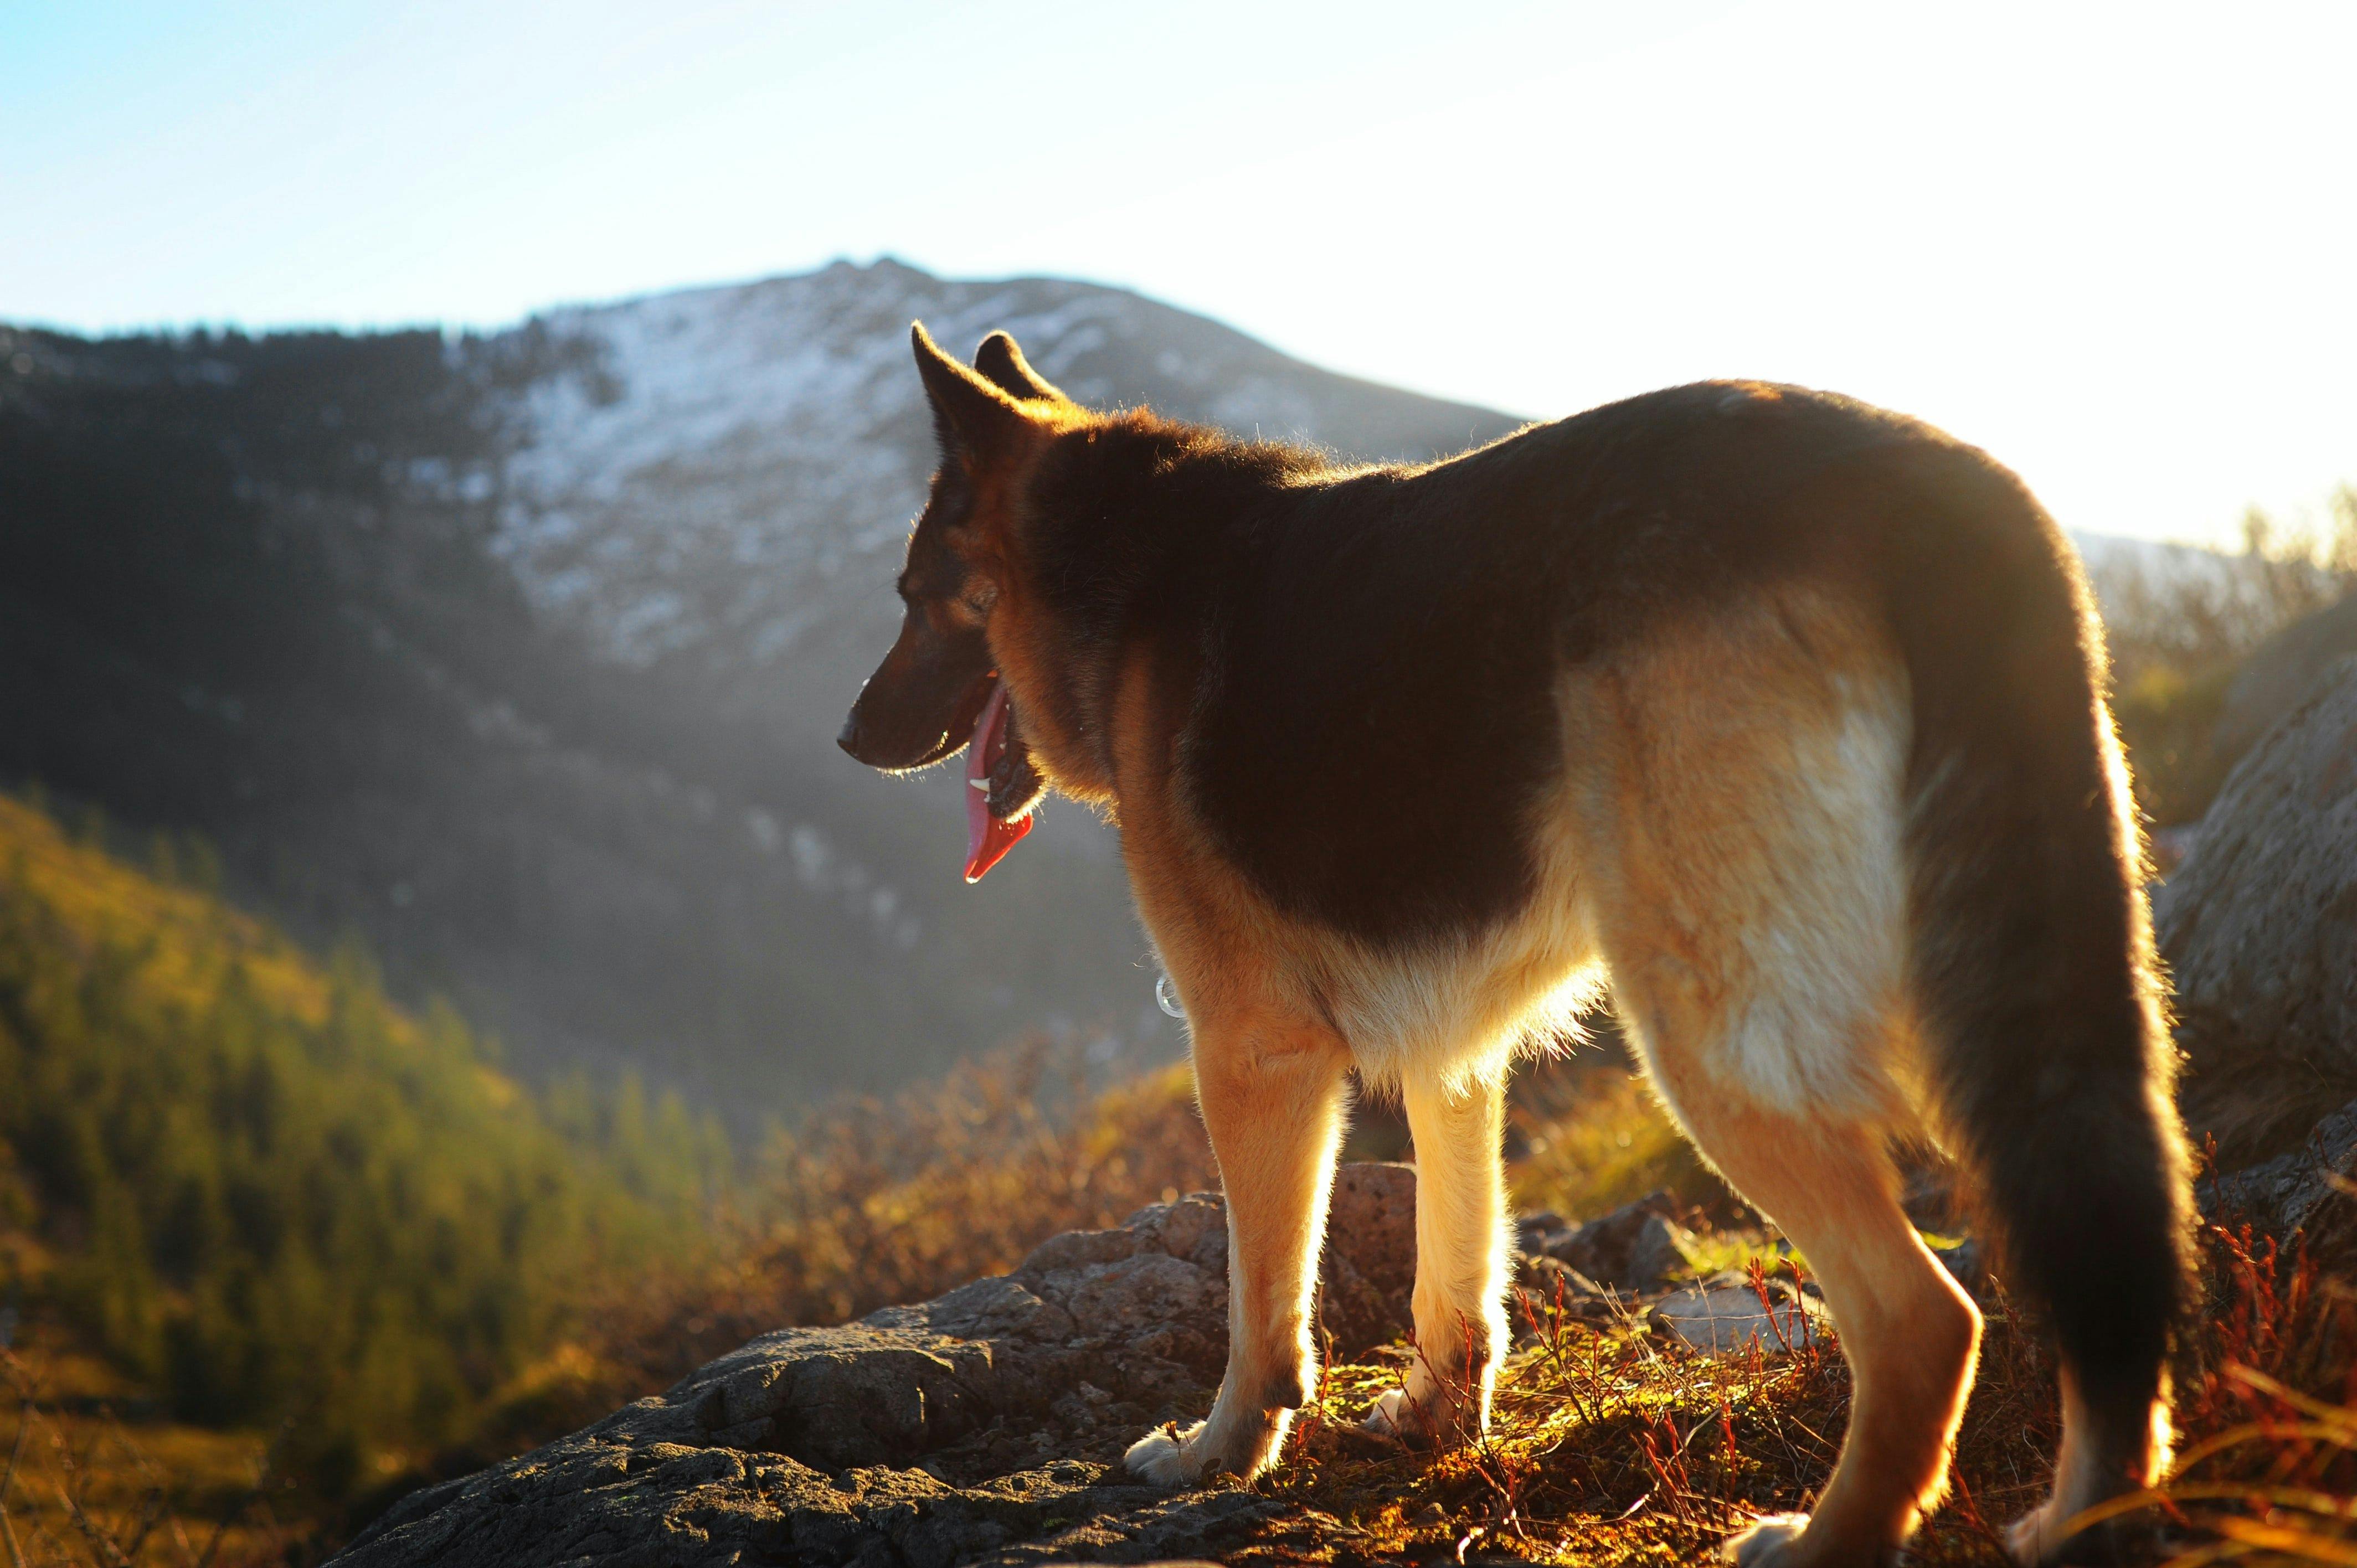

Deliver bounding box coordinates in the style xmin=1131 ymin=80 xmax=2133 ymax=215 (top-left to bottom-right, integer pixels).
xmin=1650 ymin=1278 xmax=1826 ymax=1359
xmin=2204 ymin=1096 xmax=2357 ymax=1271
xmin=333 ymin=1167 xmax=1419 ymax=1567
xmin=2157 ymin=656 xmax=2357 ymax=1163
xmin=2212 ymin=594 xmax=2357 ymax=770
xmin=1520 ymin=1191 xmax=1702 ymax=1293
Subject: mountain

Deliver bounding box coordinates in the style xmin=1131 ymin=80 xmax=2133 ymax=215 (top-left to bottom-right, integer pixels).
xmin=0 ymin=260 xmax=1521 ymax=1118
xmin=2071 ymin=531 xmax=2257 ymax=616
xmin=496 ymin=259 xmax=1518 ymax=686
xmin=0 ymin=257 xmax=2250 ymax=1117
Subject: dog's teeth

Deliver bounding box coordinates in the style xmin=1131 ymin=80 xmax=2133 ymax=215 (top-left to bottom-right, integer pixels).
xmin=970 ymin=776 xmax=992 ymax=790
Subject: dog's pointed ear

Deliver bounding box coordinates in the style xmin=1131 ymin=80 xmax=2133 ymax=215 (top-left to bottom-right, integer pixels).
xmin=912 ymin=322 xmax=1025 ymax=454
xmin=972 ymin=332 xmax=1067 ymax=405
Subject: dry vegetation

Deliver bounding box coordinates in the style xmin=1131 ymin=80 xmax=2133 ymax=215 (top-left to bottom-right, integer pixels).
xmin=554 ymin=1046 xmax=2357 ymax=1568
xmin=1254 ymin=1170 xmax=2357 ymax=1567
xmin=0 ymin=1340 xmax=299 ymax=1568
xmin=553 ymin=1042 xmax=1222 ymax=1426
xmin=1510 ymin=1049 xmax=1726 ymax=1222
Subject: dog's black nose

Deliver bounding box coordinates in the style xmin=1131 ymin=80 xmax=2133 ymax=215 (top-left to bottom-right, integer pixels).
xmin=837 ymin=708 xmax=864 ymax=760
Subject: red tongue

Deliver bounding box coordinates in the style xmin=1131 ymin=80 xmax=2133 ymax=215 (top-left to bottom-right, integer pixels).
xmin=964 ymin=681 xmax=1031 ymax=883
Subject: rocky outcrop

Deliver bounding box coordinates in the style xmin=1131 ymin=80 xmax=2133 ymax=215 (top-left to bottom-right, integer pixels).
xmin=2158 ymin=656 xmax=2357 ymax=1164
xmin=2205 ymin=1097 xmax=2357 ymax=1271
xmin=333 ymin=1167 xmax=1418 ymax=1568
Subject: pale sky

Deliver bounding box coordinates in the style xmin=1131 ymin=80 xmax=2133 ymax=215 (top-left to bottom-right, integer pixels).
xmin=7 ymin=1 xmax=2353 ymax=548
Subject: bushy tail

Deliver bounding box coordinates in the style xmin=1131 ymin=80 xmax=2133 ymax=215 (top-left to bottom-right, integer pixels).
xmin=1876 ymin=445 xmax=2194 ymax=1436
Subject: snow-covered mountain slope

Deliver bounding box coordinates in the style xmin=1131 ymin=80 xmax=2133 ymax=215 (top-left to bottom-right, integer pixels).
xmin=493 ymin=257 xmax=1518 ymax=693
xmin=2073 ymin=530 xmax=2243 ymax=607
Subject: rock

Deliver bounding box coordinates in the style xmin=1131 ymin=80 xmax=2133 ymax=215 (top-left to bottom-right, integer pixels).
xmin=2212 ymin=595 xmax=2357 ymax=770
xmin=2157 ymin=656 xmax=2357 ymax=1164
xmin=1512 ymin=1255 xmax=1618 ymax=1335
xmin=1062 ymin=1253 xmax=1225 ymax=1344
xmin=1325 ymin=1162 xmax=1418 ymax=1288
xmin=682 ymin=1323 xmax=999 ymax=1466
xmin=331 ymin=1167 xmax=1418 ymax=1567
xmin=1515 ymin=1210 xmax=1568 ymax=1256
xmin=2203 ymin=1096 xmax=2357 ymax=1271
xmin=1314 ymin=1162 xmax=1418 ymax=1358
xmin=1517 ymin=1255 xmax=1608 ymax=1301
xmin=338 ymin=1447 xmax=1297 ymax=1568
xmin=1533 ymin=1192 xmax=1700 ymax=1293
xmin=1649 ymin=1279 xmax=1828 ymax=1359
xmin=1625 ymin=1214 xmax=1705 ymax=1291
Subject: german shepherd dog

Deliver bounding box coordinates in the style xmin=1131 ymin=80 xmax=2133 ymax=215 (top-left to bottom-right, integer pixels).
xmin=839 ymin=324 xmax=2193 ymax=1566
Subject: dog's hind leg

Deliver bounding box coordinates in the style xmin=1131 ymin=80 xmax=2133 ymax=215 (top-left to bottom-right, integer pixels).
xmin=1660 ymin=1085 xmax=1982 ymax=1568
xmin=1365 ymin=1067 xmax=1509 ymax=1446
xmin=1610 ymin=865 xmax=1984 ymax=1565
xmin=1124 ymin=1005 xmax=1350 ymax=1486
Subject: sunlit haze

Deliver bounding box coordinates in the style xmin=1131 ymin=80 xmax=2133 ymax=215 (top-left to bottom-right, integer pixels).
xmin=8 ymin=1 xmax=2353 ymax=548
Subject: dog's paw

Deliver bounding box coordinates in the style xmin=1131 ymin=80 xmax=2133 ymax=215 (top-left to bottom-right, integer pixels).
xmin=1121 ymin=1424 xmax=1207 ymax=1490
xmin=1722 ymin=1513 xmax=1811 ymax=1567
xmin=1363 ymin=1380 xmax=1483 ymax=1450
xmin=2004 ymin=1500 xmax=2156 ymax=1567
xmin=2004 ymin=1506 xmax=2056 ymax=1567
xmin=1361 ymin=1388 xmax=1433 ymax=1447
xmin=1126 ymin=1407 xmax=1293 ymax=1488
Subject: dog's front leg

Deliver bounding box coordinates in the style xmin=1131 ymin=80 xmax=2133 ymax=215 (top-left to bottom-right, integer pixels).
xmin=1366 ymin=1069 xmax=1507 ymax=1446
xmin=1125 ymin=1010 xmax=1349 ymax=1487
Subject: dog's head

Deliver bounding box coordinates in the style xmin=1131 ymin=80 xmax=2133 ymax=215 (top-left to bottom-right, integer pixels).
xmin=837 ymin=325 xmax=1068 ymax=876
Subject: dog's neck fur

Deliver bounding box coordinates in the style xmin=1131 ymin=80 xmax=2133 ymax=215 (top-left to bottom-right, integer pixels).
xmin=986 ymin=411 xmax=1349 ymax=812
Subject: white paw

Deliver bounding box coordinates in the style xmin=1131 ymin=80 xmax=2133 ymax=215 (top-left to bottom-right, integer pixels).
xmin=1363 ymin=1378 xmax=1482 ymax=1448
xmin=1362 ymin=1387 xmax=1426 ymax=1441
xmin=1123 ymin=1422 xmax=1204 ymax=1487
xmin=2004 ymin=1503 xmax=2070 ymax=1567
xmin=1723 ymin=1513 xmax=1810 ymax=1566
xmin=1367 ymin=1386 xmax=1414 ymax=1433
xmin=1126 ymin=1406 xmax=1293 ymax=1486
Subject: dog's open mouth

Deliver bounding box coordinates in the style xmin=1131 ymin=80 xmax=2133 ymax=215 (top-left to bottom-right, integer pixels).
xmin=964 ymin=679 xmax=1044 ymax=881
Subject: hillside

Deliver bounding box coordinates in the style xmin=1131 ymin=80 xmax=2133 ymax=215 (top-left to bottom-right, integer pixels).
xmin=0 ymin=790 xmax=721 ymax=1511
xmin=0 ymin=262 xmax=1521 ymax=1117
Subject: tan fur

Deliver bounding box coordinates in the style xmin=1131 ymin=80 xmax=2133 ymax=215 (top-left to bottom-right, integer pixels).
xmin=1565 ymin=590 xmax=1928 ymax=1126
xmin=1125 ymin=996 xmax=1351 ymax=1484
xmin=1677 ymin=1108 xmax=1983 ymax=1567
